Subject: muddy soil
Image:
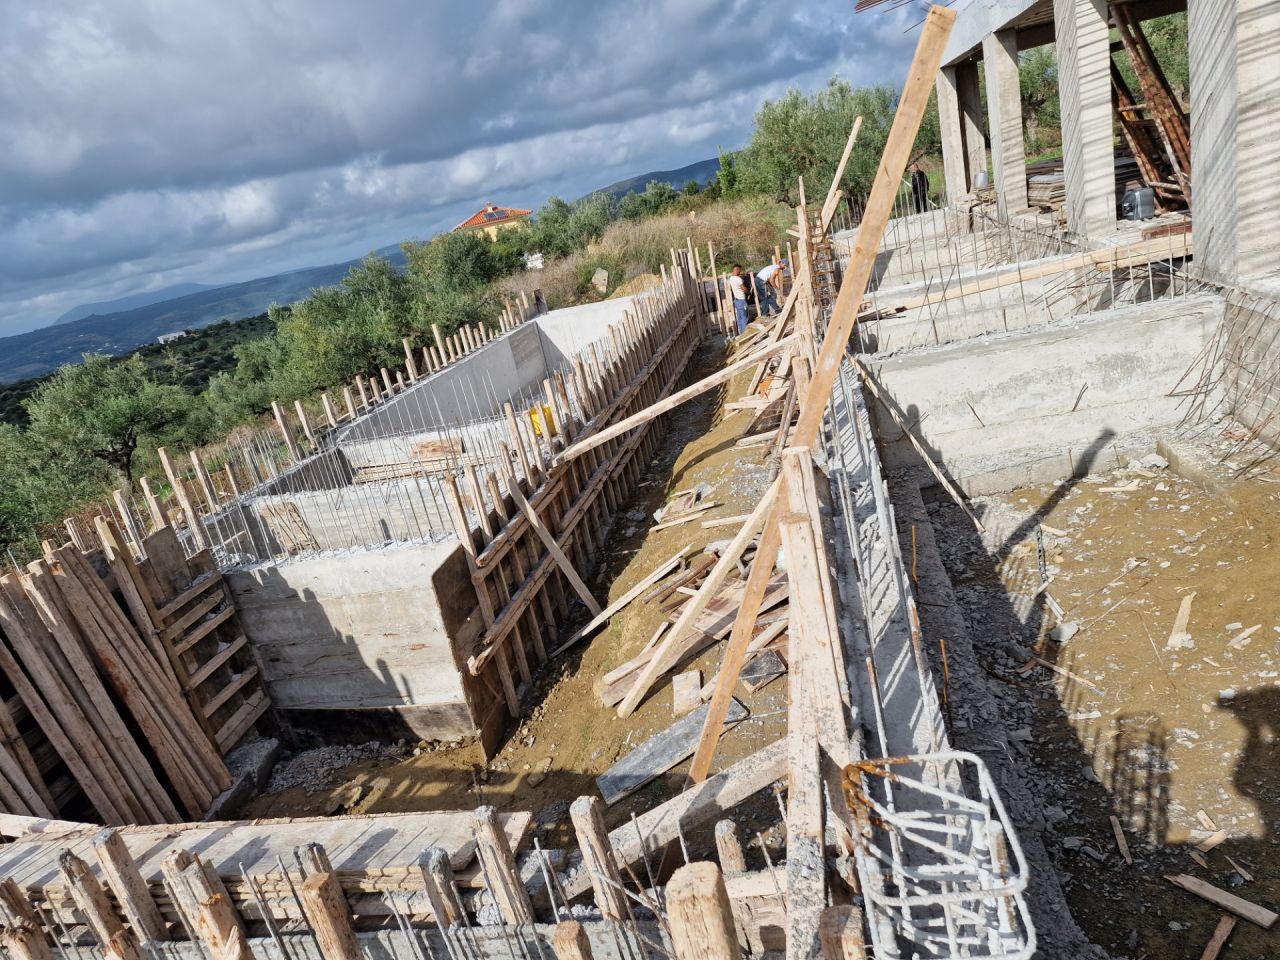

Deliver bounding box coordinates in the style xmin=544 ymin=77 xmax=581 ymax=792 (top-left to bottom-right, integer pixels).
xmin=927 ymin=446 xmax=1280 ymax=959
xmin=246 ymin=336 xmax=788 ymax=859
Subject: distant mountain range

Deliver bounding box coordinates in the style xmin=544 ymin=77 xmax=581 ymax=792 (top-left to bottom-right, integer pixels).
xmin=579 ymin=157 xmax=721 ymax=202
xmin=3 ymin=157 xmax=722 ymax=385
xmin=52 ymin=282 xmax=219 ymax=326
xmin=0 ymin=247 xmax=403 ymax=384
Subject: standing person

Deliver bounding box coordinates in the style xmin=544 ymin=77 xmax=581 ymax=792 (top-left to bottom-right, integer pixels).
xmin=754 ymin=260 xmax=786 ymax=316
xmin=727 ymin=264 xmax=749 ymax=336
xmin=911 ymin=163 xmax=930 ymax=214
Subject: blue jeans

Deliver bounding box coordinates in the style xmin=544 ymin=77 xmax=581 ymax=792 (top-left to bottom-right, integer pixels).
xmin=733 ymin=298 xmax=748 ymax=335
xmin=755 ymin=278 xmax=779 ymax=315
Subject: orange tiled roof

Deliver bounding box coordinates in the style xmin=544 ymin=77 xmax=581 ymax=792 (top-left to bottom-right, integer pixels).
xmin=454 ymin=203 xmax=533 ymax=231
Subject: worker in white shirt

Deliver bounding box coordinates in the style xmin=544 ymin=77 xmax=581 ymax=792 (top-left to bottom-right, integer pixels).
xmin=727 ymin=264 xmax=749 ymax=336
xmin=754 ymin=260 xmax=786 ymax=316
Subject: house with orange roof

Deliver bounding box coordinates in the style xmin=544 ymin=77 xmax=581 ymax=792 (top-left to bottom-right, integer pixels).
xmin=453 ymin=203 xmax=532 ymax=240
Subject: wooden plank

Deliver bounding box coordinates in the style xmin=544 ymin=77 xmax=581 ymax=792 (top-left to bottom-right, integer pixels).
xmin=203 ymin=667 xmax=259 ymax=719
xmin=551 ymin=547 xmax=691 ymax=656
xmin=1165 ymin=874 xmax=1277 ymax=928
xmin=1200 ymin=915 xmax=1237 ymax=960
xmin=154 ymin=574 xmax=221 ymax=622
xmin=502 ymin=464 xmax=603 ymax=617
xmin=617 ymin=478 xmax=779 ymax=717
xmin=793 ymin=4 xmax=956 ymax=454
xmin=555 ymin=335 xmax=799 ymax=465
xmin=173 ymin=605 xmax=235 ymax=656
xmin=185 ymin=634 xmax=247 ymax=692
xmin=215 ymin=690 xmax=269 ymax=753
xmin=740 ymin=650 xmax=786 ymax=693
xmin=597 ymin=699 xmax=748 ymax=805
xmin=160 ymin=592 xmax=223 ymax=641
xmin=560 ymin=739 xmax=787 ymax=900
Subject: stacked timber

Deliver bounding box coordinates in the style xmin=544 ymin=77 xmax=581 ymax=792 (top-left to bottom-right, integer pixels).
xmin=0 ymin=520 xmax=266 ymax=825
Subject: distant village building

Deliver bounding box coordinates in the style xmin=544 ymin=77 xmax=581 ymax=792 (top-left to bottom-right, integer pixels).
xmin=454 ymin=203 xmax=532 ymax=240
xmin=156 ymin=331 xmax=188 ymax=344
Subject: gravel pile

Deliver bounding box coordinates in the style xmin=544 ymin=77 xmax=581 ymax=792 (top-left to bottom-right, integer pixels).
xmin=265 ymin=741 xmax=397 ymax=795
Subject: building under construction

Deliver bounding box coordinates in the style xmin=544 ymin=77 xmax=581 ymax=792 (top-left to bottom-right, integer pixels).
xmin=0 ymin=2 xmax=1276 ymax=959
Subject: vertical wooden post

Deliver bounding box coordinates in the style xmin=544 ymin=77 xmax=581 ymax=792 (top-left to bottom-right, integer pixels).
xmin=355 ymin=375 xmax=370 ymax=410
xmin=59 ymin=851 xmax=143 ymax=960
xmin=0 ymin=878 xmax=52 ymax=960
xmin=321 ymin=393 xmax=339 ymax=428
xmin=429 ymin=346 xmax=443 ymax=371
xmin=433 ymin=325 xmax=448 ymax=364
xmin=714 ymin=820 xmax=747 ymax=875
xmin=418 ymin=848 xmax=465 ymax=927
xmin=299 ymin=871 xmax=360 ymax=960
xmin=112 ymin=490 xmax=145 ymax=555
xmin=342 ymin=387 xmax=358 ymax=421
xmin=139 ymin=476 xmax=167 ymax=530
xmin=553 ymin=922 xmax=594 ymax=960
xmin=403 ymin=338 xmax=420 ymax=381
xmin=818 ymin=906 xmax=867 ymax=960
xmin=222 ymin=464 xmax=242 ymax=499
xmin=92 ymin=829 xmax=168 ymax=945
xmin=473 ymin=805 xmax=534 ymax=925
xmin=188 ymin=450 xmax=219 ymax=509
xmin=666 ymin=863 xmax=738 ymax=960
xmin=294 ymin=400 xmax=317 ymax=450
xmin=157 ymin=448 xmax=207 ymax=550
xmin=163 ymin=852 xmax=252 ymax=960
xmin=569 ymin=796 xmax=627 ymax=920
xmin=380 ymin=367 xmax=395 ymax=395
xmin=271 ymin=402 xmax=301 ymax=461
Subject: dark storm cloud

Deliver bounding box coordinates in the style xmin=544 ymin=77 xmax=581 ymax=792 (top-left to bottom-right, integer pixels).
xmin=0 ymin=0 xmax=921 ymax=334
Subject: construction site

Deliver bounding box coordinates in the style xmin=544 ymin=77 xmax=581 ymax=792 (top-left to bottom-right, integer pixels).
xmin=0 ymin=2 xmax=1277 ymax=959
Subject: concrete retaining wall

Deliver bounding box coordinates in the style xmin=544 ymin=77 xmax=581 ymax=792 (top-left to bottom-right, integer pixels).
xmin=226 ymin=540 xmax=490 ymax=742
xmin=867 ymin=295 xmax=1225 ymax=493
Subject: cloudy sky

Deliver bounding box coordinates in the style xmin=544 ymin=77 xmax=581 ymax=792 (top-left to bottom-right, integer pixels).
xmin=0 ymin=0 xmax=925 ymax=337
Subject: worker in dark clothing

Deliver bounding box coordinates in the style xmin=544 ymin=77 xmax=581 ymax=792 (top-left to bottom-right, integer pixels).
xmin=910 ymin=163 xmax=930 ymax=214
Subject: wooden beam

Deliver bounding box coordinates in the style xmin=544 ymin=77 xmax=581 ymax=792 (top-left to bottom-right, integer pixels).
xmin=551 ymin=546 xmax=691 ymax=656
xmin=666 ymin=863 xmax=738 ymax=960
xmin=0 ymin=878 xmax=52 ymax=960
xmin=1165 ymin=874 xmax=1277 ymax=928
xmin=561 ymin=739 xmax=786 ymax=900
xmin=473 ymin=805 xmax=535 ymax=925
xmin=92 ymin=828 xmax=168 ymax=945
xmin=714 ymin=821 xmax=746 ymax=875
xmin=821 ymin=117 xmax=864 ymax=232
xmin=793 ymin=4 xmax=956 ymax=452
xmin=553 ymin=922 xmax=594 ymax=960
xmin=616 ymin=477 xmax=779 ymax=718
xmin=569 ymin=797 xmax=627 ymax=920
xmin=59 ymin=851 xmax=143 ymax=960
xmin=502 ymin=463 xmax=602 ymax=617
xmin=299 ymin=871 xmax=360 ymax=960
xmin=555 ymin=335 xmax=798 ymax=465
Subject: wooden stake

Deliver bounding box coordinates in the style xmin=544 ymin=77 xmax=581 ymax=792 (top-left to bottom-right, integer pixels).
xmin=157 ymin=448 xmax=207 ymax=550
xmin=294 ymin=401 xmax=317 ymax=449
xmin=553 ymin=922 xmax=594 ymax=960
xmin=300 ymin=871 xmax=360 ymax=960
xmin=321 ymin=393 xmax=339 ymax=428
xmin=59 ymin=851 xmax=143 ymax=960
xmin=271 ymin=402 xmax=301 ymax=461
xmin=666 ymin=863 xmax=738 ymax=960
xmin=1200 ymin=915 xmax=1238 ymax=960
xmin=0 ymin=878 xmax=52 ymax=960
xmin=569 ymin=796 xmax=627 ymax=920
xmin=818 ymin=905 xmax=867 ymax=960
xmin=173 ymin=854 xmax=253 ymax=960
xmin=473 ymin=805 xmax=534 ymax=925
xmin=714 ymin=820 xmax=747 ymax=875
xmin=92 ymin=828 xmax=168 ymax=944
xmin=418 ymin=848 xmax=464 ymax=926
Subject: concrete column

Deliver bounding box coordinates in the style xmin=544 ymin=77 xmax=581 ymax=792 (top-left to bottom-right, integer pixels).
xmin=1235 ymin=0 xmax=1280 ymax=284
xmin=936 ymin=66 xmax=968 ymax=201
xmin=1055 ymin=0 xmax=1116 ymax=238
xmin=982 ymin=30 xmax=1028 ymax=216
xmin=956 ymin=62 xmax=987 ymax=189
xmin=1190 ymin=0 xmax=1280 ymax=287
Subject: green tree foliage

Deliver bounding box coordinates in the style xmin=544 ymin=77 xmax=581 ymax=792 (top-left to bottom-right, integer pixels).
xmin=619 ymin=180 xmax=681 ymax=220
xmin=0 ymin=424 xmax=107 ymax=555
xmin=735 ymin=79 xmax=938 ymax=207
xmin=24 ymin=354 xmax=194 ymax=484
xmin=1020 ymin=46 xmax=1060 ymax=153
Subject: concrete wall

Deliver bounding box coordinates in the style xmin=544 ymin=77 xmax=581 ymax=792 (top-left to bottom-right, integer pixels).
xmin=866 ymin=295 xmax=1224 ymax=493
xmin=226 ymin=540 xmax=488 ymax=741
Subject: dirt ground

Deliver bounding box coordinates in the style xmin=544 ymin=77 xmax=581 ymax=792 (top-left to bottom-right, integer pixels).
xmin=246 ymin=335 xmax=788 ymax=858
xmin=929 ymin=442 xmax=1280 ymax=959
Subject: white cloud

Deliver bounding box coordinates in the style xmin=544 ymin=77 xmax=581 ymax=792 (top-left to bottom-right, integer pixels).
xmin=0 ymin=0 xmax=921 ymax=336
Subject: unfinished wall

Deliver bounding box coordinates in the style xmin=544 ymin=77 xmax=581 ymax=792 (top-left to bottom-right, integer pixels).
xmin=866 ymin=295 xmax=1224 ymax=493
xmin=226 ymin=540 xmax=492 ymax=743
